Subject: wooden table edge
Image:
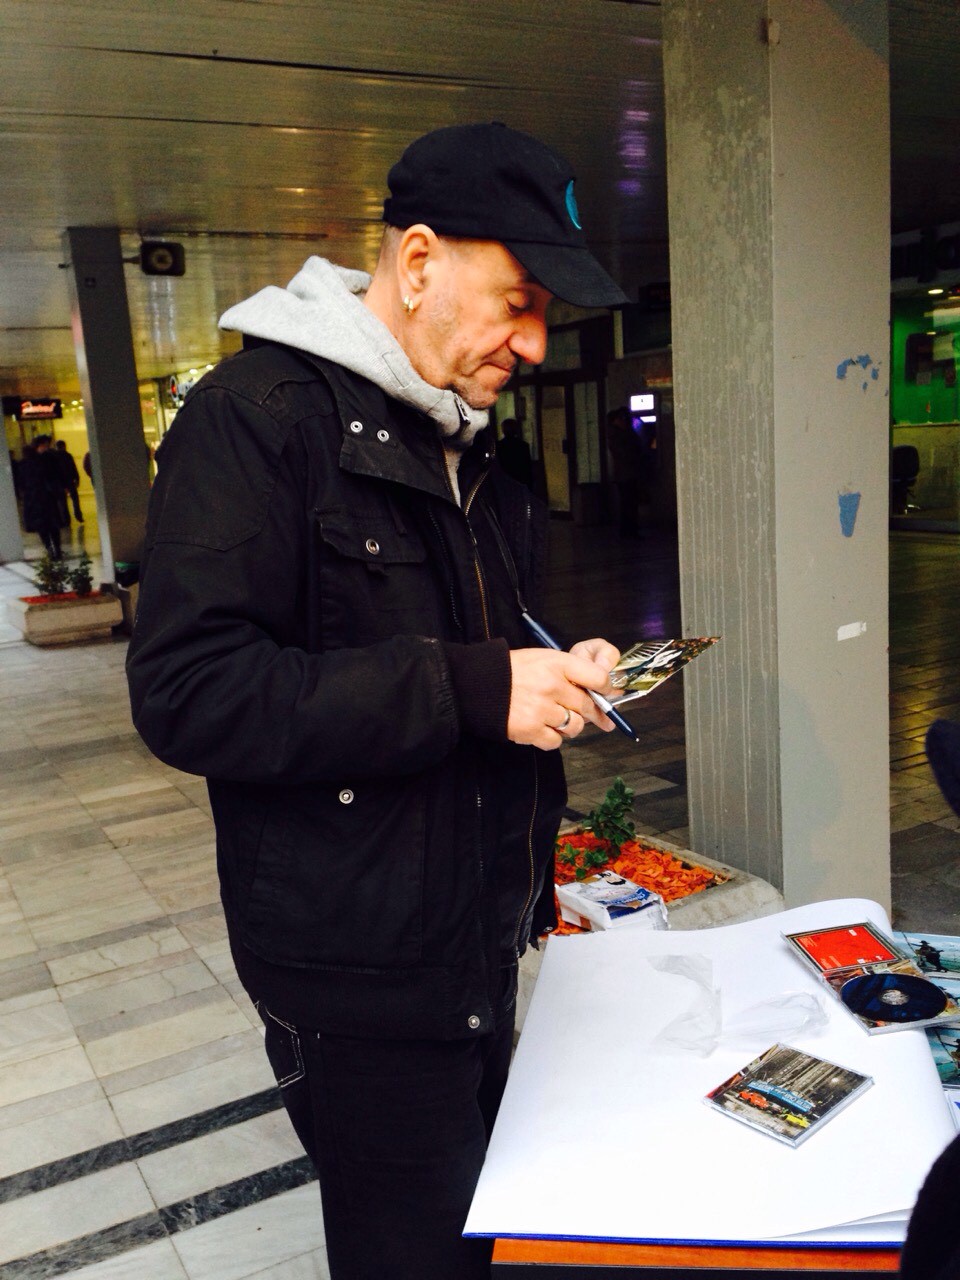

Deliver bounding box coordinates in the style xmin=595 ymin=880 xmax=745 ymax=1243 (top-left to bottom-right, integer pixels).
xmin=492 ymin=1236 xmax=901 ymax=1270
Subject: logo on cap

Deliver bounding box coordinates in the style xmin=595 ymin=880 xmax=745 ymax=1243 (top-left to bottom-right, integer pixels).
xmin=565 ymin=180 xmax=582 ymax=230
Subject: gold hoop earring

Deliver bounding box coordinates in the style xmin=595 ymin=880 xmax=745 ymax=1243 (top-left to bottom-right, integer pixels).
xmin=402 ymin=295 xmax=415 ymax=314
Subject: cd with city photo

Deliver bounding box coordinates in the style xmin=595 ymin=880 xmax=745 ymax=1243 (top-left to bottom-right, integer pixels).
xmin=608 ymin=637 xmax=719 ymax=705
xmin=705 ymin=1043 xmax=873 ymax=1147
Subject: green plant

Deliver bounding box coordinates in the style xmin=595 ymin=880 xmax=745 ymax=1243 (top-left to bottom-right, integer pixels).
xmin=582 ymin=776 xmax=636 ymax=847
xmin=32 ymin=554 xmax=70 ymax=596
xmin=67 ymin=552 xmax=94 ymax=597
xmin=554 ymin=777 xmax=638 ymax=880
xmin=556 ymin=839 xmax=609 ymax=879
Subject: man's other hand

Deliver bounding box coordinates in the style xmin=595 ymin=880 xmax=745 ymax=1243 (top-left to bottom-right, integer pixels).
xmin=507 ymin=640 xmax=621 ymax=749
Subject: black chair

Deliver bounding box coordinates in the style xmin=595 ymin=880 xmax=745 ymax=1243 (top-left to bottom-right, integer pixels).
xmin=890 ymin=444 xmax=920 ymax=514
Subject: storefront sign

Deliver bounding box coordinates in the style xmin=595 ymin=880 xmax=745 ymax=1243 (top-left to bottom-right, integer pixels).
xmin=15 ymin=398 xmax=62 ymax=420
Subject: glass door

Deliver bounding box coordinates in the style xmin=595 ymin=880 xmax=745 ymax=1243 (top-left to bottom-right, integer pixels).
xmin=540 ymin=384 xmax=570 ymax=513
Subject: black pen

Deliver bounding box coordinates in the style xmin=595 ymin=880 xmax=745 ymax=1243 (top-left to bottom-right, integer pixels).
xmin=520 ymin=611 xmax=640 ymax=744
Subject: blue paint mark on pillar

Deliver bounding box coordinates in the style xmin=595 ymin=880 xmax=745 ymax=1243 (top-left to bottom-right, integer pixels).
xmin=837 ymin=355 xmax=880 ymax=390
xmin=838 ymin=491 xmax=861 ymax=537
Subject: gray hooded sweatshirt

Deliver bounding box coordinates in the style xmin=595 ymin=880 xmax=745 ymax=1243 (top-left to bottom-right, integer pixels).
xmin=219 ymin=257 xmax=489 ymax=500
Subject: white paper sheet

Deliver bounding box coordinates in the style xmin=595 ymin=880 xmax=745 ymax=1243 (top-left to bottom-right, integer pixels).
xmin=465 ymin=899 xmax=955 ymax=1246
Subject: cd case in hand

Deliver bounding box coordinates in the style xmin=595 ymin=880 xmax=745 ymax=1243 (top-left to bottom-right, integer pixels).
xmin=783 ymin=921 xmax=960 ymax=1035
xmin=705 ymin=1043 xmax=873 ymax=1147
xmin=608 ymin=637 xmax=719 ymax=705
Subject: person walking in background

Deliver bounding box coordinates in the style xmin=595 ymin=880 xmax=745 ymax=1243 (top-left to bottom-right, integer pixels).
xmin=495 ymin=417 xmax=533 ymax=488
xmin=20 ymin=435 xmax=63 ymax=558
xmin=606 ymin=405 xmax=643 ymax=537
xmin=55 ymin=440 xmax=84 ymax=522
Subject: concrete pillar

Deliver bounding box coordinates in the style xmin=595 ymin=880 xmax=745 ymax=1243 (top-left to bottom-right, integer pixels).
xmin=662 ymin=0 xmax=891 ymax=909
xmin=63 ymin=227 xmax=150 ymax=579
xmin=0 ymin=436 xmax=24 ymax=563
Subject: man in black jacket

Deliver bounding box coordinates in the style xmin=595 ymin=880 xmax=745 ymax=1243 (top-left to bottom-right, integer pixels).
xmin=127 ymin=123 xmax=628 ymax=1279
xmin=55 ymin=439 xmax=83 ymax=523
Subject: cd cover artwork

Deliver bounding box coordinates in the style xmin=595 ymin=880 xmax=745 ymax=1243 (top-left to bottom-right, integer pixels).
xmin=783 ymin=922 xmax=960 ymax=1035
xmin=785 ymin=922 xmax=899 ymax=974
xmin=608 ymin=637 xmax=719 ymax=705
xmin=897 ymin=930 xmax=960 ymax=977
xmin=926 ymin=1016 xmax=960 ymax=1087
xmin=705 ymin=1043 xmax=873 ymax=1147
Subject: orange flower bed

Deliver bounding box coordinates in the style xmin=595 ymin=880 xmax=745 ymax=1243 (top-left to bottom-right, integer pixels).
xmin=21 ymin=590 xmax=99 ymax=605
xmin=551 ymin=830 xmax=724 ymax=936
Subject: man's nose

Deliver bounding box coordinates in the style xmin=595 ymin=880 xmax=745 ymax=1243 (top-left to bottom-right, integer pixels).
xmin=508 ymin=315 xmax=548 ymax=366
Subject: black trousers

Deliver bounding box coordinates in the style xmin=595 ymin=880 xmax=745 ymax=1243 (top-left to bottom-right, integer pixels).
xmin=259 ymin=983 xmax=515 ymax=1280
xmin=36 ymin=518 xmax=61 ymax=558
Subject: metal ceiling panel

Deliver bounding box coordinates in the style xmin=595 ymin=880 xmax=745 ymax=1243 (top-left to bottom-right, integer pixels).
xmin=0 ymin=0 xmax=954 ymax=396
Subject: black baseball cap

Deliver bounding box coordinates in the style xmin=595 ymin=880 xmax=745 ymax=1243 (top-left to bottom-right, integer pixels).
xmin=382 ymin=122 xmax=628 ymax=309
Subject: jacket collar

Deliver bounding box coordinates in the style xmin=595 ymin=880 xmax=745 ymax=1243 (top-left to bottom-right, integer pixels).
xmin=297 ymin=349 xmax=493 ymax=503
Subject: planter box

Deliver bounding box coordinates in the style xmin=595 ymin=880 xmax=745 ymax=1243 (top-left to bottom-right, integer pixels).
xmin=6 ymin=592 xmax=123 ymax=646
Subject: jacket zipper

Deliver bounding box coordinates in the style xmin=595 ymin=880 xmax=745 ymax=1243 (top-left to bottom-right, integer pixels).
xmin=513 ymin=754 xmax=540 ymax=957
xmin=439 ymin=440 xmax=493 ymax=640
xmin=464 ymin=470 xmax=541 ymax=955
xmin=440 ymin=442 xmax=538 ymax=965
xmin=426 ymin=507 xmax=464 ymax=636
xmin=464 ymin=471 xmax=492 ymax=639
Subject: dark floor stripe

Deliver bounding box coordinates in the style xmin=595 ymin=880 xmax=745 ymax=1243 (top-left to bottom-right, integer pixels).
xmin=159 ymin=1156 xmax=316 ymax=1232
xmin=0 ymin=1158 xmax=316 ymax=1280
xmin=0 ymin=1214 xmax=168 ymax=1280
xmin=0 ymin=1088 xmax=282 ymax=1205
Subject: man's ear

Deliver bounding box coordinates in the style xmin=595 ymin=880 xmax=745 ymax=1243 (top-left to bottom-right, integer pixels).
xmin=396 ymin=224 xmax=441 ymax=306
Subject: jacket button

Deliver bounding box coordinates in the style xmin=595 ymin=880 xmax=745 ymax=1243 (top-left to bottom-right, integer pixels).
xmin=365 ymin=538 xmax=380 ymax=555
xmin=377 ymin=429 xmax=390 ymax=443
xmin=349 ymin=420 xmax=363 ymax=434
xmin=467 ymin=1014 xmax=481 ymax=1030
xmin=338 ymin=789 xmax=354 ymax=804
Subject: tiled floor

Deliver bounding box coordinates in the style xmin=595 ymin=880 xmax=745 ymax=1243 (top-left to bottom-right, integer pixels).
xmin=0 ymin=522 xmax=957 ymax=1278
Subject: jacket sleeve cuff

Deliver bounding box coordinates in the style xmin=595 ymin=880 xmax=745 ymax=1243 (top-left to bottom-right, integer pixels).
xmin=442 ymin=639 xmax=512 ymax=741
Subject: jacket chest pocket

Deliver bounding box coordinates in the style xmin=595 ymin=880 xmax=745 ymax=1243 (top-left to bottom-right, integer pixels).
xmin=315 ymin=510 xmax=442 ymax=646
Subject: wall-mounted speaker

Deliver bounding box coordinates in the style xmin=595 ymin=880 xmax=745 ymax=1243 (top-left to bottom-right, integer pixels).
xmin=140 ymin=241 xmax=186 ymax=277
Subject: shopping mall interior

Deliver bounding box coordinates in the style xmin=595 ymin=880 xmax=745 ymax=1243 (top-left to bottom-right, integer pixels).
xmin=1 ymin=2 xmax=959 ymax=1277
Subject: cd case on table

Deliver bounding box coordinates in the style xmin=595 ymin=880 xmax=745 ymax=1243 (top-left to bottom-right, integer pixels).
xmin=608 ymin=637 xmax=719 ymax=705
xmin=783 ymin=921 xmax=960 ymax=1035
xmin=897 ymin=931 xmax=960 ymax=1086
xmin=705 ymin=1043 xmax=873 ymax=1147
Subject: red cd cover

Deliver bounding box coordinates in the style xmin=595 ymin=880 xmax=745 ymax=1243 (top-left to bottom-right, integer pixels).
xmin=787 ymin=923 xmax=898 ymax=973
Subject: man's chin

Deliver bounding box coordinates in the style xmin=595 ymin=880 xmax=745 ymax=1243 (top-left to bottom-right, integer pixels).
xmin=455 ymin=372 xmax=511 ymax=410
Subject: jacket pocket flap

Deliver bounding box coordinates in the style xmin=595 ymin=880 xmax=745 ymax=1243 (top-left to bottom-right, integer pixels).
xmin=316 ymin=512 xmax=427 ymax=565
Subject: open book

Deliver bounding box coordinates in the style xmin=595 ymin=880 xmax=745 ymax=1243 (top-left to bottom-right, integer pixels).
xmin=465 ymin=898 xmax=955 ymax=1248
xmin=609 ymin=636 xmax=719 ymax=705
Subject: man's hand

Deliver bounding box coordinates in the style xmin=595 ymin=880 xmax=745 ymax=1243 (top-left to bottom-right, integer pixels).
xmin=507 ymin=639 xmax=621 ymax=749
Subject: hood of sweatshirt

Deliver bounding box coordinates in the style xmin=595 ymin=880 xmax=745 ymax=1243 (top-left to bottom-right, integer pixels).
xmin=219 ymin=257 xmax=489 ymax=451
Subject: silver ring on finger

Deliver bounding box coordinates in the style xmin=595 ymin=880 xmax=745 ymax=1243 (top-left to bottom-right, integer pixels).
xmin=555 ymin=708 xmax=572 ymax=732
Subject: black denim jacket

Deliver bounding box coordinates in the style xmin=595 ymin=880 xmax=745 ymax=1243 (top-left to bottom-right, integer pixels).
xmin=127 ymin=342 xmax=563 ymax=1039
